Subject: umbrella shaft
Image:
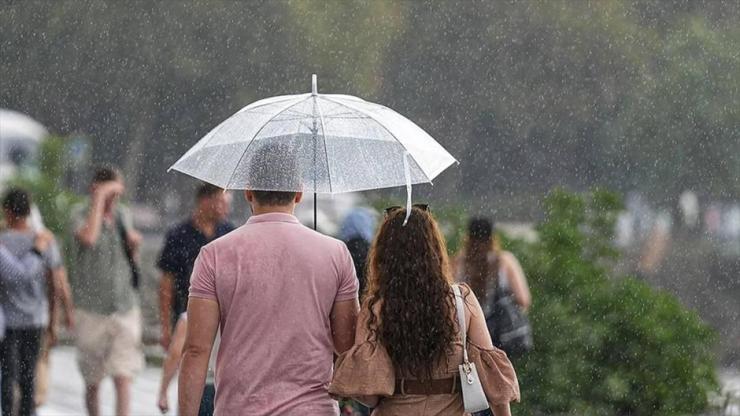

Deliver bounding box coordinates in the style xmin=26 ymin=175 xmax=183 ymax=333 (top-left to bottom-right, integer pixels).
xmin=314 ymin=192 xmax=317 ymax=231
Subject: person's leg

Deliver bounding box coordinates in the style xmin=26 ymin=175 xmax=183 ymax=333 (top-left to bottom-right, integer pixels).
xmin=109 ymin=308 xmax=142 ymax=416
xmin=17 ymin=328 xmax=42 ymax=416
xmin=198 ymin=384 xmax=215 ymax=416
xmin=75 ymin=310 xmax=108 ymax=416
xmin=1 ymin=330 xmax=19 ymax=416
xmin=85 ymin=383 xmax=100 ymax=416
xmin=112 ymin=376 xmax=131 ymax=416
xmin=34 ymin=332 xmax=50 ymax=408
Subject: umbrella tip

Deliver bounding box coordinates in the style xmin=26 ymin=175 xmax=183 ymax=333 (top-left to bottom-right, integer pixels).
xmin=311 ymin=74 xmax=317 ymax=96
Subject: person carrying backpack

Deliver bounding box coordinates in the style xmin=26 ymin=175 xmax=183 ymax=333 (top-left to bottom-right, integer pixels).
xmin=455 ymin=218 xmax=532 ymax=357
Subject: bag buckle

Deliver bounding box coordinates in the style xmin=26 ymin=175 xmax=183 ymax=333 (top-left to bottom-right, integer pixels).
xmin=462 ymin=362 xmax=474 ymax=384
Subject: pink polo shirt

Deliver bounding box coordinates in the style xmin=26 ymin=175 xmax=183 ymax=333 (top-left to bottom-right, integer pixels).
xmin=189 ymin=213 xmax=358 ymax=416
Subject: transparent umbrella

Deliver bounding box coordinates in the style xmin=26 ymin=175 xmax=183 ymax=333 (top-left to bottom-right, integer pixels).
xmin=170 ymin=75 xmax=457 ymax=228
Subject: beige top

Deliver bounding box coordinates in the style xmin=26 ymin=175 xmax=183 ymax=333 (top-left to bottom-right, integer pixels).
xmin=330 ymin=284 xmax=520 ymax=415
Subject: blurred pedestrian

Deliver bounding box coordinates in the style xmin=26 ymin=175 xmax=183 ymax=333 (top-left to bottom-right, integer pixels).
xmin=330 ymin=206 xmax=520 ymax=415
xmin=157 ymin=312 xmax=218 ymax=416
xmin=178 ymin=144 xmax=359 ymax=416
xmin=0 ymin=189 xmax=69 ymax=416
xmin=456 ymin=218 xmax=531 ymax=312
xmin=339 ymin=208 xmax=377 ymax=300
xmin=1 ymin=229 xmax=55 ymax=416
xmin=455 ymin=219 xmax=531 ymax=354
xmin=157 ymin=183 xmax=233 ymax=350
xmin=68 ymin=167 xmax=142 ymax=416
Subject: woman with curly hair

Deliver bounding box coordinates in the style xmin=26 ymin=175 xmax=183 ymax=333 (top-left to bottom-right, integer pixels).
xmin=330 ymin=206 xmax=520 ymax=416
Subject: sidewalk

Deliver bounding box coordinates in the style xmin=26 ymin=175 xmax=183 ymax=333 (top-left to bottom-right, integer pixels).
xmin=38 ymin=346 xmax=176 ymax=416
xmin=37 ymin=346 xmax=740 ymax=415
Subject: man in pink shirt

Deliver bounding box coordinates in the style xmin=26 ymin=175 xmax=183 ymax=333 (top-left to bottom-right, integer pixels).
xmin=178 ymin=153 xmax=360 ymax=415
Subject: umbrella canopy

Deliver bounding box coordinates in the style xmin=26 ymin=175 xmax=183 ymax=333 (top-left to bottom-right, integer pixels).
xmin=170 ymin=75 xmax=457 ymax=195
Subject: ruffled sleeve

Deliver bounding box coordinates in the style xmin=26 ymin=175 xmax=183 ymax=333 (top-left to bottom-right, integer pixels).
xmin=469 ymin=343 xmax=521 ymax=404
xmin=329 ymin=340 xmax=395 ymax=398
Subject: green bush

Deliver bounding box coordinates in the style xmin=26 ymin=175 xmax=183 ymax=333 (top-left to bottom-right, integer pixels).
xmin=510 ymin=189 xmax=718 ymax=415
xmin=3 ymin=136 xmax=81 ymax=236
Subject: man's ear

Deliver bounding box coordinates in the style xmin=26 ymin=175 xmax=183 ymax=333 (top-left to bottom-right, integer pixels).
xmin=294 ymin=192 xmax=303 ymax=204
xmin=244 ymin=190 xmax=254 ymax=203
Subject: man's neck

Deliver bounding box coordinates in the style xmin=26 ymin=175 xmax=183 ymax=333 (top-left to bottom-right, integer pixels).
xmin=251 ymin=205 xmax=295 ymax=216
xmin=7 ymin=218 xmax=30 ymax=231
xmin=192 ymin=211 xmax=216 ymax=233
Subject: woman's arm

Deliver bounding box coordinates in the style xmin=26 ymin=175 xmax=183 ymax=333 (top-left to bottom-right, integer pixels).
xmin=501 ymin=251 xmax=531 ymax=311
xmin=351 ymin=306 xmax=379 ymax=407
xmin=462 ymin=284 xmax=494 ymax=349
xmin=463 ymin=286 xmax=514 ymax=416
xmin=491 ymin=402 xmax=512 ymax=416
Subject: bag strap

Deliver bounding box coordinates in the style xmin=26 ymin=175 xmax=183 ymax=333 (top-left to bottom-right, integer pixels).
xmin=115 ymin=214 xmax=140 ymax=290
xmin=452 ymin=284 xmax=470 ymax=364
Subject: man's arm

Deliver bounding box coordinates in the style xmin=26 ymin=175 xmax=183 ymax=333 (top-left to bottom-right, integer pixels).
xmin=75 ymin=182 xmax=123 ymax=247
xmin=158 ymin=316 xmax=188 ymax=413
xmin=330 ymin=298 xmax=359 ymax=354
xmin=159 ymin=272 xmax=175 ymax=349
xmin=51 ymin=266 xmax=75 ymax=329
xmin=178 ymin=298 xmax=219 ymax=416
xmin=0 ymin=230 xmax=51 ymax=281
xmin=46 ymin=269 xmax=59 ymax=344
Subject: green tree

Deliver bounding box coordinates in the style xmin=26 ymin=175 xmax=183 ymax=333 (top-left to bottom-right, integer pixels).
xmin=511 ymin=189 xmax=717 ymax=415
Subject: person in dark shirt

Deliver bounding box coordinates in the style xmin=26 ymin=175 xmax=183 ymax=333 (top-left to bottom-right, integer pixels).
xmin=339 ymin=208 xmax=377 ymax=301
xmin=157 ymin=184 xmax=234 ymax=349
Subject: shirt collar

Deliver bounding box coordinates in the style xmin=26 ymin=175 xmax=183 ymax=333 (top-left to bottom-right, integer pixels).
xmin=246 ymin=212 xmax=300 ymax=225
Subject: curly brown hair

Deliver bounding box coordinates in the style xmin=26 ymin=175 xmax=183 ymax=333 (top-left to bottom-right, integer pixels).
xmin=365 ymin=207 xmax=457 ymax=381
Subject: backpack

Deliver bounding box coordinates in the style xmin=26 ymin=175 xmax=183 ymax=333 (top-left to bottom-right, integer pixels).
xmin=485 ymin=272 xmax=533 ymax=358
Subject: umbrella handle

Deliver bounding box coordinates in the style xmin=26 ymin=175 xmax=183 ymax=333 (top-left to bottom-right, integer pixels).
xmin=403 ymin=152 xmax=412 ymax=226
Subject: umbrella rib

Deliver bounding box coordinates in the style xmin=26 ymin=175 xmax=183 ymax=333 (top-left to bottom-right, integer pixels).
xmin=174 ymin=95 xmax=307 ymax=169
xmin=321 ymin=96 xmax=432 ymax=183
xmin=314 ymin=96 xmax=332 ymax=193
xmin=223 ymin=95 xmax=312 ymax=189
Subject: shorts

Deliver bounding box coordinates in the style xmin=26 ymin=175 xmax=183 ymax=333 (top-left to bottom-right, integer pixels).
xmin=75 ymin=307 xmax=143 ymax=385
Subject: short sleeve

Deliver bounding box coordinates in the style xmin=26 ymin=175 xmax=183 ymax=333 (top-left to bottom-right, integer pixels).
xmin=189 ymin=246 xmax=217 ymax=301
xmin=45 ymin=239 xmax=63 ymax=269
xmin=118 ymin=205 xmax=135 ymax=231
xmin=70 ymin=203 xmax=88 ymax=234
xmin=335 ymin=243 xmax=359 ymax=302
xmin=157 ymin=229 xmax=181 ymax=274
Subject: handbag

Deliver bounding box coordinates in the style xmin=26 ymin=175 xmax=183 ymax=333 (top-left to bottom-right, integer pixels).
xmin=486 ymin=273 xmax=533 ymax=357
xmin=453 ymin=284 xmax=489 ymax=413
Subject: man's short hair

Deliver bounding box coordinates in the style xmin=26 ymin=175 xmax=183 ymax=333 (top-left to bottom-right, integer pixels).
xmin=2 ymin=188 xmax=31 ymax=218
xmin=196 ymin=183 xmax=223 ymax=200
xmin=251 ymin=190 xmax=297 ymax=206
xmin=91 ymin=166 xmax=122 ymax=184
xmin=247 ymin=142 xmax=300 ymax=207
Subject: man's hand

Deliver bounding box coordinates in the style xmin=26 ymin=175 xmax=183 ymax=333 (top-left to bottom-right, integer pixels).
xmin=93 ymin=181 xmax=125 ymax=202
xmin=158 ymin=390 xmax=169 ymax=414
xmin=127 ymin=230 xmax=143 ymax=257
xmin=34 ymin=230 xmax=54 ymax=253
